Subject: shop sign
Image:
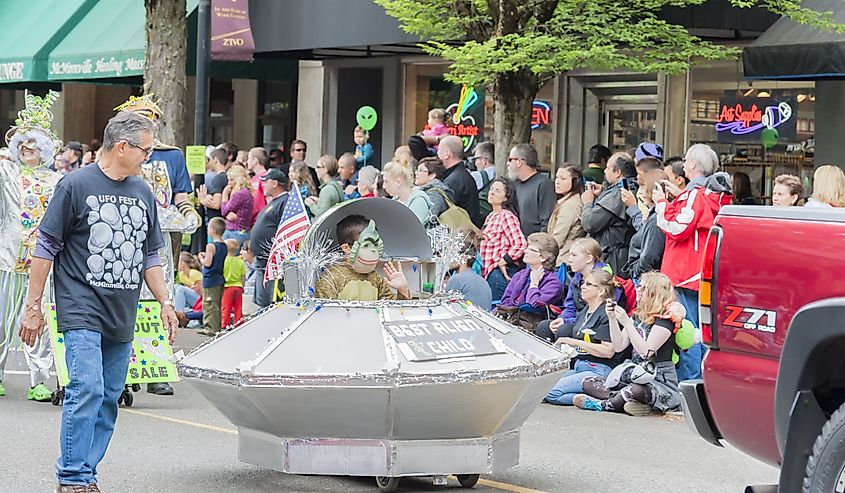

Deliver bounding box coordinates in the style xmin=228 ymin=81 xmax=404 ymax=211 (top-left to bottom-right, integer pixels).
xmin=715 ymin=94 xmax=796 ymax=143
xmin=445 ymin=86 xmax=482 ymax=152
xmin=211 ymin=0 xmax=255 ymax=62
xmin=49 ymin=56 xmax=145 ymax=79
xmin=0 ymin=61 xmax=25 ymax=81
xmin=531 ymin=101 xmax=552 ymax=130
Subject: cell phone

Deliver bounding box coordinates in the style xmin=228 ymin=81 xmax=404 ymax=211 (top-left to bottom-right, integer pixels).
xmin=620 ymin=178 xmax=638 ymax=194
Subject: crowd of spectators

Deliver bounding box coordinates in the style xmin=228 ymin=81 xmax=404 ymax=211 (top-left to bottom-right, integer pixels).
xmin=6 ymin=106 xmax=844 ymax=419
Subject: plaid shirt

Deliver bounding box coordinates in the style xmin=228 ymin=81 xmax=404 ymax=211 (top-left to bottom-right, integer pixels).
xmin=479 ymin=209 xmax=528 ymax=278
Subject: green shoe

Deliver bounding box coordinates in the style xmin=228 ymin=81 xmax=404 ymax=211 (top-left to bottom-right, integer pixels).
xmin=0 ymin=381 xmax=5 ymax=397
xmin=27 ymin=383 xmax=52 ymax=402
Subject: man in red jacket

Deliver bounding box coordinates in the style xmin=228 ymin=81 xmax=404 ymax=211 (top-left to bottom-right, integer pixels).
xmin=653 ymin=144 xmax=733 ymax=381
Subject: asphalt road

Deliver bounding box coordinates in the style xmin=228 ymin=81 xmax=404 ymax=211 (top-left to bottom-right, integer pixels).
xmin=0 ymin=330 xmax=778 ymax=493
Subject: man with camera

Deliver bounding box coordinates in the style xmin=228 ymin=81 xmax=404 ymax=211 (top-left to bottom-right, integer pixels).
xmin=581 ymin=152 xmax=637 ymax=277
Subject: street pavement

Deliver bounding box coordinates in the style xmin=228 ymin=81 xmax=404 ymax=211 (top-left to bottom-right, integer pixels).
xmin=0 ymin=330 xmax=778 ymax=493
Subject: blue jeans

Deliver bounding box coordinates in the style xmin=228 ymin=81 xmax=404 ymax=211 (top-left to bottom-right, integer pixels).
xmin=222 ymin=229 xmax=249 ymax=248
xmin=57 ymin=329 xmax=132 ymax=486
xmin=174 ymin=284 xmax=200 ymax=312
xmin=487 ymin=264 xmax=521 ymax=303
xmin=545 ymin=359 xmax=613 ymax=405
xmin=676 ymin=287 xmax=704 ymax=381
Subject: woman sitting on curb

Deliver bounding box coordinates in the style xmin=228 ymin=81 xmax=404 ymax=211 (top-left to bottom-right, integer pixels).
xmin=573 ymin=271 xmax=684 ymax=416
xmin=542 ymin=269 xmax=622 ymax=406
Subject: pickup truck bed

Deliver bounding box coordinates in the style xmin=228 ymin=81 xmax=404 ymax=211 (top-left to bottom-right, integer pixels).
xmin=682 ymin=206 xmax=845 ymax=491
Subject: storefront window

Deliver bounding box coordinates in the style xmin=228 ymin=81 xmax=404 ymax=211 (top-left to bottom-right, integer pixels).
xmin=691 ymin=62 xmax=815 ymax=203
xmin=259 ymin=80 xmax=294 ymax=150
xmin=607 ymin=109 xmax=657 ymax=153
xmin=209 ymin=79 xmax=234 ymax=145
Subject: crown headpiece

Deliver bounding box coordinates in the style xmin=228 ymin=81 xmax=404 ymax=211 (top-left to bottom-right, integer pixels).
xmin=4 ymin=90 xmax=61 ymax=145
xmin=113 ymin=93 xmax=163 ymax=122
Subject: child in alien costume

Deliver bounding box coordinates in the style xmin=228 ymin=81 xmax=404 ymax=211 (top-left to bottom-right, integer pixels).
xmin=0 ymin=91 xmax=62 ymax=401
xmin=115 ymin=95 xmax=201 ymax=395
xmin=314 ymin=216 xmax=410 ymax=301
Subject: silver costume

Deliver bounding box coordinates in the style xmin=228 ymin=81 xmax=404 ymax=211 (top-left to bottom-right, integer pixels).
xmin=0 ymin=160 xmax=59 ymax=387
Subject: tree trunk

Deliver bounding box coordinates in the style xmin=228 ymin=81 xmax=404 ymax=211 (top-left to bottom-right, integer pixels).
xmin=145 ymin=0 xmax=187 ymax=147
xmin=491 ymin=70 xmax=539 ymax=177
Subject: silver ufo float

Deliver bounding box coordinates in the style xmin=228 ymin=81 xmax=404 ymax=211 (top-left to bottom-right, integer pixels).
xmin=179 ymin=199 xmax=569 ymax=491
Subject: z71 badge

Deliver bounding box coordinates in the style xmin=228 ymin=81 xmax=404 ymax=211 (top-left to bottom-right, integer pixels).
xmin=723 ymin=305 xmax=777 ymax=333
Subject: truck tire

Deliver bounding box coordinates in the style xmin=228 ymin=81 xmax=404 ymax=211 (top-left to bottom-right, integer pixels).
xmin=803 ymin=401 xmax=845 ymax=492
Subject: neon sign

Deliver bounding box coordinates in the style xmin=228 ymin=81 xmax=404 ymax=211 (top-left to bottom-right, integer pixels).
xmin=446 ymin=86 xmax=480 ymax=152
xmin=715 ymin=101 xmax=792 ymax=136
xmin=531 ymin=101 xmax=551 ymax=130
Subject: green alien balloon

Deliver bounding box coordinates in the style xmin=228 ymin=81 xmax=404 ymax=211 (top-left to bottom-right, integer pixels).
xmin=356 ymin=106 xmax=378 ymax=131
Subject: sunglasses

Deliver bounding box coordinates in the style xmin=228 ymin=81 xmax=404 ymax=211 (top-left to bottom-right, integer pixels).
xmin=507 ymin=157 xmax=523 ymax=163
xmin=126 ymin=141 xmax=153 ymax=158
xmin=293 ymin=148 xmax=306 ymax=153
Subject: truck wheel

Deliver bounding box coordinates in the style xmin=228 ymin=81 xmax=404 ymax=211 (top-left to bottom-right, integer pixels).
xmin=803 ymin=401 xmax=845 ymax=492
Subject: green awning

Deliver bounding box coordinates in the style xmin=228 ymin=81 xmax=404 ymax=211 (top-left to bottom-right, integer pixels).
xmin=46 ymin=0 xmax=294 ymax=83
xmin=0 ymin=0 xmax=94 ymax=83
xmin=48 ymin=0 xmax=199 ymax=81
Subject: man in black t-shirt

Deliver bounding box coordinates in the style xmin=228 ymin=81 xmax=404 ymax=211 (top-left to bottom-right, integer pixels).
xmin=19 ymin=112 xmax=177 ymax=491
xmin=250 ymin=169 xmax=289 ymax=307
xmin=197 ymin=148 xmax=229 ymax=242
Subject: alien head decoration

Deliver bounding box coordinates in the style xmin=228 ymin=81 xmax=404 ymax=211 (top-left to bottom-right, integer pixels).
xmin=356 ymin=106 xmax=378 ymax=132
xmin=349 ymin=220 xmax=384 ymax=274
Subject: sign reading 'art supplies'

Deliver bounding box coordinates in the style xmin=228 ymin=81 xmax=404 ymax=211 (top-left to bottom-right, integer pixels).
xmin=48 ymin=301 xmax=178 ymax=386
xmin=385 ymin=316 xmax=503 ymax=361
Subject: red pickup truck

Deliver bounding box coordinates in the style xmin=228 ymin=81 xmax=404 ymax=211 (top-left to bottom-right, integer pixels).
xmin=681 ymin=206 xmax=845 ymax=492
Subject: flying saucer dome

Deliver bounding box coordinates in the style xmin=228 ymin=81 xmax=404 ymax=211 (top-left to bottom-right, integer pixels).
xmin=304 ymin=197 xmax=434 ymax=259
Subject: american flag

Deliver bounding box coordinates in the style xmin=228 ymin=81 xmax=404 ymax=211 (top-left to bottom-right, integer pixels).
xmin=264 ymin=183 xmax=310 ymax=283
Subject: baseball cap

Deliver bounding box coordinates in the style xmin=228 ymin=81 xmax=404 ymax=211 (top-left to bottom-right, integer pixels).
xmin=66 ymin=141 xmax=83 ymax=152
xmin=260 ymin=168 xmax=288 ymax=184
xmin=635 ymin=142 xmax=663 ymax=162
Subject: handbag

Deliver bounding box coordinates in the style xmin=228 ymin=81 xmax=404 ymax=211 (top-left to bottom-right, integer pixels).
xmin=432 ymin=188 xmax=480 ymax=234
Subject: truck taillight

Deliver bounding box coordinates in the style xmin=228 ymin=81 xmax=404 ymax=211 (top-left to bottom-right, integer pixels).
xmin=699 ymin=227 xmax=721 ymax=347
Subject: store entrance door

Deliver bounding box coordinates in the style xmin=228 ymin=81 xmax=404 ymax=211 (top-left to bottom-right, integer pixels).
xmin=601 ymin=104 xmax=657 ymax=153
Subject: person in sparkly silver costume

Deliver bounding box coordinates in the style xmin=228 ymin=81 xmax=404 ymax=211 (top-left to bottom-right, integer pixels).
xmin=0 ymin=91 xmax=62 ymax=401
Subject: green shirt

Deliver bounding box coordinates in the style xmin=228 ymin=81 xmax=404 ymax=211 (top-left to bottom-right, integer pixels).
xmin=582 ymin=166 xmax=605 ymax=185
xmin=223 ymin=256 xmax=246 ymax=288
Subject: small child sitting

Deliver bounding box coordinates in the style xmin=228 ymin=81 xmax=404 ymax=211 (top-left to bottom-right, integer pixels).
xmin=353 ymin=125 xmax=374 ymax=169
xmin=314 ymin=214 xmax=410 ymax=301
xmin=445 ymin=232 xmax=492 ymax=310
xmin=421 ymin=108 xmax=450 ymax=149
xmin=496 ymin=233 xmax=564 ymax=331
xmin=222 ymin=238 xmax=246 ymax=327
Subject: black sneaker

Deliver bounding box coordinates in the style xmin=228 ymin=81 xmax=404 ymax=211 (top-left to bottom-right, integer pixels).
xmin=147 ymin=383 xmax=174 ymax=395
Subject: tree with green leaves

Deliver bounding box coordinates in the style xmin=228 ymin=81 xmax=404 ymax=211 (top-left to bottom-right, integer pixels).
xmin=145 ymin=0 xmax=188 ymax=147
xmin=376 ymin=0 xmax=840 ymax=172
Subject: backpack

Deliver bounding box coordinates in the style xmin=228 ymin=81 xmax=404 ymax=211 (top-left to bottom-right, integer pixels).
xmin=432 ymin=188 xmax=481 ymax=234
xmin=477 ymin=170 xmax=493 ymax=218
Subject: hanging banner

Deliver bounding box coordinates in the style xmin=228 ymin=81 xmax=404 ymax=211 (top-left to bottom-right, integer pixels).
xmin=211 ymin=0 xmax=256 ymax=62
xmin=48 ymin=301 xmax=178 ymax=386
